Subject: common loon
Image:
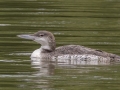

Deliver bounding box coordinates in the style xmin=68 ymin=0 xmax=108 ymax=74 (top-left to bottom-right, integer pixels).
xmin=17 ymin=30 xmax=120 ymax=62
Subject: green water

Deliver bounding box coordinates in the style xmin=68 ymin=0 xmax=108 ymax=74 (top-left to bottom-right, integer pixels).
xmin=0 ymin=0 xmax=120 ymax=90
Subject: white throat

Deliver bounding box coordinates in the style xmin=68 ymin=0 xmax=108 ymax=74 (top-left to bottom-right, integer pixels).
xmin=41 ymin=45 xmax=51 ymax=50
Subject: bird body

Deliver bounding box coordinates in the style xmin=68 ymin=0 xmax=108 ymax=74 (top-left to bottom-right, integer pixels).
xmin=17 ymin=31 xmax=120 ymax=62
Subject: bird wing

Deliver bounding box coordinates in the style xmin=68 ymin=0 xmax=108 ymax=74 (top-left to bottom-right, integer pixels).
xmin=55 ymin=45 xmax=120 ymax=61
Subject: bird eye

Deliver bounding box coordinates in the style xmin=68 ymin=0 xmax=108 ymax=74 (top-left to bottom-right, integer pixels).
xmin=39 ymin=34 xmax=44 ymax=37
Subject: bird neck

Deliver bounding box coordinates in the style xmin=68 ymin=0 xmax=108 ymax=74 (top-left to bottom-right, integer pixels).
xmin=40 ymin=41 xmax=56 ymax=53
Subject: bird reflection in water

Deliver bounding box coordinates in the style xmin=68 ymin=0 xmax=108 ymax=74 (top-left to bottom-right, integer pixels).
xmin=30 ymin=57 xmax=111 ymax=76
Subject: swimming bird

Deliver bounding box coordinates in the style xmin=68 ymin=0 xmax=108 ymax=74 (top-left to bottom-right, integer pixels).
xmin=17 ymin=30 xmax=120 ymax=62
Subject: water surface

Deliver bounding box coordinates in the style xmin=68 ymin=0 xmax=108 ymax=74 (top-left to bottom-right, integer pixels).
xmin=0 ymin=0 xmax=120 ymax=90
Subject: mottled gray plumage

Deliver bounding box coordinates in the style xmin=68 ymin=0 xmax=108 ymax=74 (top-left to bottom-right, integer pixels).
xmin=42 ymin=45 xmax=120 ymax=62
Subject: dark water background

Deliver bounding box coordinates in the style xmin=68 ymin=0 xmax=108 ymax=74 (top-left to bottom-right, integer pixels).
xmin=0 ymin=0 xmax=120 ymax=90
